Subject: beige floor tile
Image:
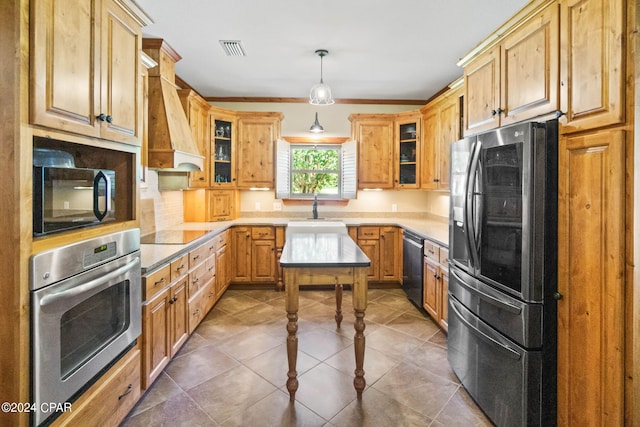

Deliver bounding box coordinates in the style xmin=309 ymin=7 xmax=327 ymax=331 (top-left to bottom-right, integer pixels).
xmin=188 ymin=364 xmax=278 ymax=424
xmin=373 ymin=361 xmax=459 ymax=419
xmin=330 ymin=386 xmax=431 ymax=427
xmin=221 ymin=390 xmax=327 ymax=427
xmin=294 ymin=363 xmax=359 ymax=420
xmin=123 ymin=287 xmax=486 ymax=426
xmin=164 ymin=345 xmax=239 ymax=390
xmin=121 ymin=391 xmax=215 ymax=426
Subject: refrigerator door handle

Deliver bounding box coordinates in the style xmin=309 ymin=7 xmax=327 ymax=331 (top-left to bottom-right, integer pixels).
xmin=466 ymin=141 xmax=482 ymax=269
xmin=450 ymin=268 xmax=522 ymax=314
xmin=449 ymin=297 xmax=521 ymax=360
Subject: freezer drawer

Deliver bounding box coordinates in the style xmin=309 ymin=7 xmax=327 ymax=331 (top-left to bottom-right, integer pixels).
xmin=448 ymin=296 xmax=544 ymax=427
xmin=449 ymin=265 xmax=542 ymax=348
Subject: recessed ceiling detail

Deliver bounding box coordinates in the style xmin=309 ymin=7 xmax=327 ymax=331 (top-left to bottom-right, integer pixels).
xmin=219 ymin=40 xmax=246 ymax=57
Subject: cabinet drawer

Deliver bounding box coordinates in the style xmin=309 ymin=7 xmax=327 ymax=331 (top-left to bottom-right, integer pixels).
xmin=143 ymin=265 xmax=171 ymax=300
xmin=424 ymin=242 xmax=440 ymax=261
xmin=215 ymin=230 xmax=229 ymax=250
xmin=439 ymin=248 xmax=449 ymax=267
xmin=52 ymin=347 xmax=141 ymax=427
xmin=204 ymin=238 xmax=217 ymax=259
xmin=189 ymin=243 xmax=209 ymax=268
xmin=358 ymin=226 xmax=380 ymax=239
xmin=251 ymin=226 xmax=275 ymax=240
xmin=188 ymin=262 xmax=213 ymax=299
xmin=170 ymin=255 xmax=188 ymax=281
xmin=188 ymin=295 xmax=207 ymax=334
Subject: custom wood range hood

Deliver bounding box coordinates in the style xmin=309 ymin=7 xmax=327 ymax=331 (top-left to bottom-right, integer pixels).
xmin=142 ymin=38 xmax=204 ymax=176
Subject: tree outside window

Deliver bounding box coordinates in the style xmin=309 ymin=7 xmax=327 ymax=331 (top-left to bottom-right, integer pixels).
xmin=290 ymin=145 xmax=340 ymax=197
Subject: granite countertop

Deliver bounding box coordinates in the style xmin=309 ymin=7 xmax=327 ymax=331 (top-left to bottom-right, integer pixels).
xmin=140 ymin=216 xmax=449 ymax=274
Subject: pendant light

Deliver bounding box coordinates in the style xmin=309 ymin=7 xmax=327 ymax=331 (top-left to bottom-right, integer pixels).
xmin=309 ymin=49 xmax=334 ymax=105
xmin=309 ymin=112 xmax=324 ymax=133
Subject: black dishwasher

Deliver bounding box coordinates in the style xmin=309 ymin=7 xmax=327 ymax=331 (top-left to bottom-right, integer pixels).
xmin=402 ymin=230 xmax=424 ymax=309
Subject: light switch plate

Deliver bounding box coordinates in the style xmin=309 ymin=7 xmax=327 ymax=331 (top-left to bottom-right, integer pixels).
xmin=391 ymin=203 xmax=397 ymax=212
xmin=273 ymin=202 xmax=282 ymax=211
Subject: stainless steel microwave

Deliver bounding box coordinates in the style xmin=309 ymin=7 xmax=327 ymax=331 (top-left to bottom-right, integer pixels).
xmin=33 ymin=166 xmax=116 ymax=236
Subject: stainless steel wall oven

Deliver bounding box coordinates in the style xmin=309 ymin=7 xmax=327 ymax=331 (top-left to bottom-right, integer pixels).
xmin=30 ymin=229 xmax=141 ymax=426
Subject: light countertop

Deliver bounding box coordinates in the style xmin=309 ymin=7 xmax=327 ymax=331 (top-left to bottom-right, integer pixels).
xmin=141 ymin=216 xmax=448 ymax=274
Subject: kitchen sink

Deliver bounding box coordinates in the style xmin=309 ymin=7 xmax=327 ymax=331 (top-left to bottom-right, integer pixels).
xmin=286 ymin=220 xmax=346 ymax=233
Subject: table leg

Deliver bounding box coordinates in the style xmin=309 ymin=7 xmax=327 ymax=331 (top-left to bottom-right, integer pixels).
xmin=352 ymin=267 xmax=367 ymax=398
xmin=334 ymin=278 xmax=343 ymax=328
xmin=284 ymin=269 xmax=299 ymax=401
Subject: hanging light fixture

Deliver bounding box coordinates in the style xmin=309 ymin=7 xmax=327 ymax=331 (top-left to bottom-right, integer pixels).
xmin=309 ymin=49 xmax=334 ymax=105
xmin=309 ymin=112 xmax=324 ymax=133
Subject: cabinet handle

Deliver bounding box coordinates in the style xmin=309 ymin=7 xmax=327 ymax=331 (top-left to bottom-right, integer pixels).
xmin=169 ymin=296 xmax=178 ymax=304
xmin=193 ymin=255 xmax=200 ymax=261
xmin=491 ymin=108 xmax=504 ymax=116
xmin=118 ymin=384 xmax=133 ymax=400
xmin=553 ymin=292 xmax=563 ymax=300
xmin=176 ymin=264 xmax=185 ymax=271
xmin=96 ymin=113 xmax=107 ymax=122
xmin=246 ymin=234 xmax=250 ymax=238
xmin=193 ymin=278 xmax=200 ymax=284
xmin=433 ymin=179 xmax=440 ymax=183
xmin=154 ymin=277 xmax=165 ymax=286
xmin=106 ymin=115 xmax=113 ymax=123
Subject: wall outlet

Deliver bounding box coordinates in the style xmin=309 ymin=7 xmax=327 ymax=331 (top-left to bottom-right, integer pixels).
xmin=63 ymin=201 xmax=70 ymax=209
xmin=255 ymin=202 xmax=261 ymax=211
xmin=273 ymin=202 xmax=282 ymax=211
xmin=391 ymin=203 xmax=397 ymax=212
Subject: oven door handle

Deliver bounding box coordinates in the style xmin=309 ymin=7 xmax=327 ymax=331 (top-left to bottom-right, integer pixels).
xmin=40 ymin=258 xmax=139 ymax=307
xmin=449 ymin=298 xmax=521 ymax=360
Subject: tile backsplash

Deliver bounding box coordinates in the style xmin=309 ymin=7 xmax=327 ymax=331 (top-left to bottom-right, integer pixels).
xmin=140 ymin=169 xmax=184 ymax=235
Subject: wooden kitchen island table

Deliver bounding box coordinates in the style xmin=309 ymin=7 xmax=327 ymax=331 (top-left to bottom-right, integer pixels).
xmin=280 ymin=223 xmax=371 ymax=401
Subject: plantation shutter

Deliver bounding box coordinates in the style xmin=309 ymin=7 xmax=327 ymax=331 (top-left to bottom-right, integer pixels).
xmin=275 ymin=138 xmax=290 ymax=199
xmin=341 ymin=139 xmax=357 ymax=199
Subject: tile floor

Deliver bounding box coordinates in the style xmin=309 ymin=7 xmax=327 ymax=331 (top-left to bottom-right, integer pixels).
xmin=122 ymin=287 xmax=492 ymax=426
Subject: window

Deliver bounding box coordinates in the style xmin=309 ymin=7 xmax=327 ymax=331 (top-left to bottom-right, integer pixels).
xmin=291 ymin=145 xmax=339 ymax=197
xmin=276 ymin=139 xmax=356 ymax=200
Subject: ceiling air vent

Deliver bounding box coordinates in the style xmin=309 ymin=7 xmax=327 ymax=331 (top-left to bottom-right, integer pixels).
xmin=219 ymin=40 xmax=246 ymax=57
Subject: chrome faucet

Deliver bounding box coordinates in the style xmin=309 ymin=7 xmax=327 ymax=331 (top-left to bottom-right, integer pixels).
xmin=312 ymin=194 xmax=318 ymax=219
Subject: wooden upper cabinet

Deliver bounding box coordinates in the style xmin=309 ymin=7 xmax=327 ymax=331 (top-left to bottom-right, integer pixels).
xmin=236 ymin=112 xmax=283 ymax=188
xmin=350 ymin=114 xmax=395 ymax=189
xmin=500 ymin=2 xmax=559 ymax=126
xmin=178 ymin=90 xmax=211 ymax=188
xmin=31 ymin=0 xmax=149 ymax=145
xmin=395 ymin=113 xmax=421 ymax=189
xmin=462 ymin=1 xmax=559 ymax=134
xmin=210 ymin=109 xmax=238 ymax=187
xmin=464 ymin=47 xmax=501 ymax=134
xmin=559 ymin=0 xmax=625 ymax=133
xmin=421 ymin=83 xmax=463 ymax=190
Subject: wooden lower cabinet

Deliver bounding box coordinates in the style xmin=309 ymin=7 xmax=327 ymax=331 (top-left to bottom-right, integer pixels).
xmin=423 ymin=241 xmax=449 ymax=331
xmin=142 ymin=275 xmax=189 ymax=389
xmin=355 ymin=226 xmax=401 ymax=283
xmin=557 ymin=129 xmax=626 ymax=425
xmin=52 ymin=346 xmax=141 ymax=426
xmin=141 ymin=232 xmax=227 ymax=390
xmin=231 ymin=226 xmax=278 ymax=285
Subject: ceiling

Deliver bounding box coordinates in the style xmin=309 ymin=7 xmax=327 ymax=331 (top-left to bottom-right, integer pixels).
xmin=136 ymin=0 xmax=529 ymax=103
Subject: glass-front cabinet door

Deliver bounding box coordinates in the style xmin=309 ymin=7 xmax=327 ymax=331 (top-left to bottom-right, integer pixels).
xmin=211 ymin=116 xmax=235 ymax=186
xmin=395 ymin=115 xmax=421 ymax=189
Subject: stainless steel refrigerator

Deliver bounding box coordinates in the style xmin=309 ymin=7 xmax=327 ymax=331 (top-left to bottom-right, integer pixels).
xmin=447 ymin=118 xmax=558 ymax=426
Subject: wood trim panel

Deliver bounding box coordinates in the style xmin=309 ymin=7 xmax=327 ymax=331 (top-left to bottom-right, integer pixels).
xmin=204 ymin=96 xmax=427 ymax=105
xmin=557 ymin=129 xmax=626 ymax=426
